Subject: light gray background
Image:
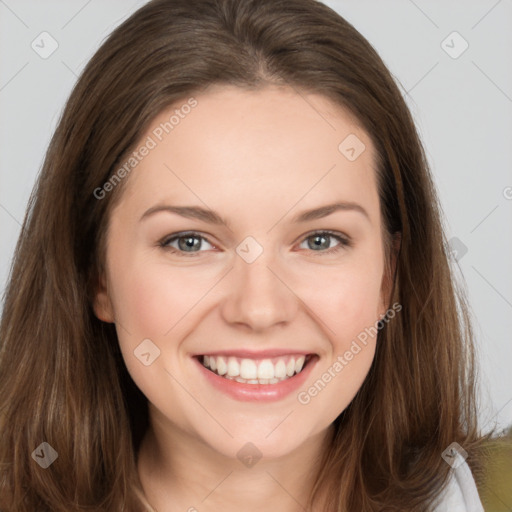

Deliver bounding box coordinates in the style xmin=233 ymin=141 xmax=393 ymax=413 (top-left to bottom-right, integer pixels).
xmin=1 ymin=0 xmax=511 ymax=432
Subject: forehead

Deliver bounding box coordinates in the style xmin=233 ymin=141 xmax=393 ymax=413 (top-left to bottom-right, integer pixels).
xmin=116 ymin=85 xmax=379 ymax=221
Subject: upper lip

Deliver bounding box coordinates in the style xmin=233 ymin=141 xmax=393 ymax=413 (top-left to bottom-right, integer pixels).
xmin=194 ymin=349 xmax=314 ymax=358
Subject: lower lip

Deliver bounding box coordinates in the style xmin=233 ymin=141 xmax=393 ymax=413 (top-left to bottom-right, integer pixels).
xmin=194 ymin=355 xmax=317 ymax=402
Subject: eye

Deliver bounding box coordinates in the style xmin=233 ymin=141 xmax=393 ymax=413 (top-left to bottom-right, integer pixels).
xmin=159 ymin=231 xmax=215 ymax=256
xmin=158 ymin=230 xmax=351 ymax=258
xmin=298 ymin=230 xmax=351 ymax=255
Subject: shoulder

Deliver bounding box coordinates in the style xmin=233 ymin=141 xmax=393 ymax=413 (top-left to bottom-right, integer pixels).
xmin=432 ymin=458 xmax=485 ymax=512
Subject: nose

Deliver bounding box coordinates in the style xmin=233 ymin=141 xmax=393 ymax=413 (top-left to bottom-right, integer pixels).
xmin=220 ymin=245 xmax=299 ymax=332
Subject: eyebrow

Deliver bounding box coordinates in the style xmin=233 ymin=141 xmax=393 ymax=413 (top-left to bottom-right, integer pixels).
xmin=139 ymin=201 xmax=370 ymax=227
xmin=292 ymin=202 xmax=370 ymax=223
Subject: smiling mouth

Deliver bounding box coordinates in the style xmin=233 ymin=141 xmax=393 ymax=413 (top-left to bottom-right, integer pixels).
xmin=198 ymin=354 xmax=314 ymax=385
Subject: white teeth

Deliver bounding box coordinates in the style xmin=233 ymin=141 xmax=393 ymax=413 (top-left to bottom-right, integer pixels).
xmin=227 ymin=357 xmax=240 ymax=377
xmin=240 ymin=359 xmax=258 ymax=379
xmin=286 ymin=358 xmax=295 ymax=377
xmin=201 ymin=354 xmax=310 ymax=384
xmin=258 ymin=359 xmax=275 ymax=379
xmin=216 ymin=356 xmax=228 ymax=375
xmin=274 ymin=360 xmax=286 ymax=379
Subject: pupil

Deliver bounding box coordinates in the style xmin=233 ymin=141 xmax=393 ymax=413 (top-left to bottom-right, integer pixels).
xmin=180 ymin=236 xmax=199 ymax=251
xmin=311 ymin=235 xmax=328 ymax=250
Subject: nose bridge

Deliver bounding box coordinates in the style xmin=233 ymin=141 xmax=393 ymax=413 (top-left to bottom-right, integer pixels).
xmin=221 ymin=237 xmax=297 ymax=330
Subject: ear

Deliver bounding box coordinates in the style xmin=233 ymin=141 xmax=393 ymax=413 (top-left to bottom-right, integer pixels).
xmin=378 ymin=232 xmax=401 ymax=318
xmin=92 ymin=271 xmax=115 ymax=323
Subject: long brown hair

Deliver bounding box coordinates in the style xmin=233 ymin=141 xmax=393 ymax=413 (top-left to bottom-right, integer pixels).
xmin=0 ymin=0 xmax=489 ymax=510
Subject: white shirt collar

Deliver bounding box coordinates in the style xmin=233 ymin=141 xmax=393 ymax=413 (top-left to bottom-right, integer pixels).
xmin=433 ymin=457 xmax=484 ymax=511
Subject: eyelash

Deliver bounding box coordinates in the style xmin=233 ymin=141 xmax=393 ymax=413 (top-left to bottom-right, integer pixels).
xmin=158 ymin=230 xmax=351 ymax=257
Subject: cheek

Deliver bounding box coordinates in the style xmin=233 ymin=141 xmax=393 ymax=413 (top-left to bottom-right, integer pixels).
xmin=294 ymin=258 xmax=384 ymax=346
xmin=295 ymin=263 xmax=382 ymax=422
xmin=106 ymin=255 xmax=214 ymax=403
xmin=108 ymin=252 xmax=215 ymax=338
xmin=335 ymin=269 xmax=383 ymax=341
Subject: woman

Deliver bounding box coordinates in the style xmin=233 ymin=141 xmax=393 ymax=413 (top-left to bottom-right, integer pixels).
xmin=0 ymin=0 xmax=490 ymax=510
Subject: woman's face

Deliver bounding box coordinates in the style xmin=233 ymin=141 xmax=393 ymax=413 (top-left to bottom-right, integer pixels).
xmin=94 ymin=84 xmax=392 ymax=461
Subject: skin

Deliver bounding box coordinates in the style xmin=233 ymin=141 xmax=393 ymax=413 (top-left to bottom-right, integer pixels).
xmin=93 ymin=84 xmax=397 ymax=512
